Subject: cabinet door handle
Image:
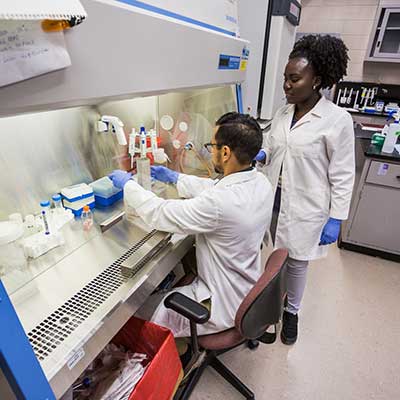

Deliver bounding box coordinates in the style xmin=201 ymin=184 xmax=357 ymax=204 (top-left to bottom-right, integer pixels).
xmin=396 ymin=175 xmax=400 ymax=180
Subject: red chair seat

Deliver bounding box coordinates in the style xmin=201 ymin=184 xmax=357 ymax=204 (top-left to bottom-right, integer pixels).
xmin=198 ymin=328 xmax=245 ymax=351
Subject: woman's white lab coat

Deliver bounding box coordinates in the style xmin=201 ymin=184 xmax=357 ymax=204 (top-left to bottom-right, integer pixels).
xmin=259 ymin=96 xmax=355 ymax=261
xmin=124 ymin=169 xmax=274 ymax=337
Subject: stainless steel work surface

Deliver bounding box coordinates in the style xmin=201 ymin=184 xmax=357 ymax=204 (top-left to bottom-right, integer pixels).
xmin=12 ymin=218 xmax=168 ymax=334
xmin=6 ymin=197 xmax=193 ymax=399
xmin=2 ymin=202 xmax=127 ymax=295
xmin=366 ymin=160 xmax=400 ymax=189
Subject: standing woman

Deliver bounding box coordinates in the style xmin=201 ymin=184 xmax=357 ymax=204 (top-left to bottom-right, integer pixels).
xmin=256 ymin=35 xmax=355 ymax=345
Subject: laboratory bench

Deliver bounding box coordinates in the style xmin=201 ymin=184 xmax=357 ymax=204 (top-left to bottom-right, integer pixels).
xmin=2 ymin=185 xmax=193 ymax=399
xmin=339 ymin=125 xmax=400 ymax=262
xmin=363 ymin=142 xmax=400 ymax=162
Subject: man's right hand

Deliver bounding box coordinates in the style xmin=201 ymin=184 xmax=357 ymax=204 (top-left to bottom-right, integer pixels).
xmin=109 ymin=170 xmax=132 ymax=189
xmin=254 ymin=149 xmax=267 ymax=163
xmin=151 ymin=166 xmax=179 ymax=184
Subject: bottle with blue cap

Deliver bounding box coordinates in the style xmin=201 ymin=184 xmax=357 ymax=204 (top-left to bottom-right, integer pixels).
xmin=52 ymin=194 xmax=63 ymax=214
xmin=40 ymin=200 xmax=51 ymax=235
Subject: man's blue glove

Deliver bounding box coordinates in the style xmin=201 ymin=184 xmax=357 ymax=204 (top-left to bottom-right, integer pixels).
xmin=108 ymin=170 xmax=132 ymax=189
xmin=254 ymin=149 xmax=267 ymax=163
xmin=150 ymin=166 xmax=179 ymax=184
xmin=319 ymin=218 xmax=342 ymax=245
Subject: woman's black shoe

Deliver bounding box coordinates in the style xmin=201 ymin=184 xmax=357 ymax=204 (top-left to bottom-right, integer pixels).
xmin=281 ymin=310 xmax=298 ymax=345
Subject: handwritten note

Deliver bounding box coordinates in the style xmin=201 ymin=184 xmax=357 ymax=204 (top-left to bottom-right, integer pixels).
xmin=0 ymin=20 xmax=71 ymax=88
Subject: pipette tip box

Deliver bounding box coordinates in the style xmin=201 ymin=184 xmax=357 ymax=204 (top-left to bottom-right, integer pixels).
xmin=61 ymin=183 xmax=95 ymax=216
xmin=89 ymin=177 xmax=123 ymax=208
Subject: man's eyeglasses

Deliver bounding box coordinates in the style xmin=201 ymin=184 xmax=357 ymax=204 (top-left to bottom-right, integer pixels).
xmin=204 ymin=142 xmax=223 ymax=153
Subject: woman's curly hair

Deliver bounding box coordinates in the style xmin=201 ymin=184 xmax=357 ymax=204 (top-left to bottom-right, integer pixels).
xmin=289 ymin=34 xmax=349 ymax=89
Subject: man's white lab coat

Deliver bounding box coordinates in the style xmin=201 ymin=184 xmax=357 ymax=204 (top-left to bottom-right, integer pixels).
xmin=259 ymin=96 xmax=355 ymax=260
xmin=124 ymin=169 xmax=274 ymax=337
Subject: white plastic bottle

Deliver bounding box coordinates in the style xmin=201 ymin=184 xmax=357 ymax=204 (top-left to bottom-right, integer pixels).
xmin=52 ymin=194 xmax=64 ymax=214
xmin=153 ymin=148 xmax=168 ymax=166
xmin=382 ymin=112 xmax=400 ymax=153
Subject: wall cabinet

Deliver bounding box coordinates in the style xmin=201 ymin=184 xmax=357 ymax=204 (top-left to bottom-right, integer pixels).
xmin=366 ymin=2 xmax=400 ymax=62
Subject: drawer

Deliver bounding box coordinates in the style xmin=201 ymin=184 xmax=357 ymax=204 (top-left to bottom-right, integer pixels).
xmin=366 ymin=161 xmax=400 ymax=189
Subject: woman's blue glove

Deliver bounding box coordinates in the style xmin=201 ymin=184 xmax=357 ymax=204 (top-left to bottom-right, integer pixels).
xmin=319 ymin=218 xmax=342 ymax=245
xmin=108 ymin=170 xmax=132 ymax=189
xmin=254 ymin=149 xmax=267 ymax=163
xmin=150 ymin=166 xmax=179 ymax=184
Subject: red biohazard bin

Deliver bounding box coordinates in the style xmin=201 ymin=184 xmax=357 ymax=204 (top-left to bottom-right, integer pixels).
xmin=112 ymin=317 xmax=183 ymax=400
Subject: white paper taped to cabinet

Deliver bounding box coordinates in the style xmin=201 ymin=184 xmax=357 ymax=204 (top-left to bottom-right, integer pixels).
xmin=0 ymin=20 xmax=71 ymax=88
xmin=0 ymin=0 xmax=87 ymax=20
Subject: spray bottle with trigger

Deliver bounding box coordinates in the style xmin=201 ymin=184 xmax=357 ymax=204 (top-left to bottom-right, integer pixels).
xmin=373 ymin=112 xmax=394 ymax=147
xmin=382 ymin=111 xmax=400 ymax=154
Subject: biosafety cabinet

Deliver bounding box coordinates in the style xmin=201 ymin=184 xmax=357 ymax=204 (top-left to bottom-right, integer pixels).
xmin=0 ymin=1 xmax=249 ymax=398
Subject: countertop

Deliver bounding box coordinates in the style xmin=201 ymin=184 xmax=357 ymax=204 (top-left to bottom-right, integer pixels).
xmin=364 ymin=143 xmax=400 ymax=162
xmin=355 ymin=125 xmax=400 ymax=162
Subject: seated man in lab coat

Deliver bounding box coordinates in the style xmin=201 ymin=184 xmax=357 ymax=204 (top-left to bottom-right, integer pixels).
xmin=109 ymin=112 xmax=274 ymax=337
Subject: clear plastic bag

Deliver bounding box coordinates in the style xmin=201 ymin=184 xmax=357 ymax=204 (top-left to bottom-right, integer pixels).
xmin=74 ymin=344 xmax=147 ymax=400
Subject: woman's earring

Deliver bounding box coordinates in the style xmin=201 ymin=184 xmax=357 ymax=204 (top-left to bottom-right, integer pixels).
xmin=313 ymin=85 xmax=317 ymax=90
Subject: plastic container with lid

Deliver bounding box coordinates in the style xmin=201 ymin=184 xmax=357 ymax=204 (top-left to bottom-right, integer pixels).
xmin=61 ymin=183 xmax=93 ymax=203
xmin=62 ymin=197 xmax=95 ymax=216
xmin=89 ymin=176 xmax=123 ymax=207
xmin=153 ymin=148 xmax=169 ymax=166
xmin=61 ymin=183 xmax=95 ymax=216
xmin=0 ymin=221 xmax=27 ymax=274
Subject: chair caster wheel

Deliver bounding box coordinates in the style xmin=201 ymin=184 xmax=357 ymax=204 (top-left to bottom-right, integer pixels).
xmin=247 ymin=340 xmax=259 ymax=350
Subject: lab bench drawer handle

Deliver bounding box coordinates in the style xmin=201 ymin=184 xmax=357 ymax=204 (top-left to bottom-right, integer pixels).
xmin=396 ymin=175 xmax=400 ymax=180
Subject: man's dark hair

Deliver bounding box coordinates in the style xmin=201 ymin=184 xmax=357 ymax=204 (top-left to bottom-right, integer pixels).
xmin=215 ymin=112 xmax=262 ymax=164
xmin=289 ymin=34 xmax=349 ymax=89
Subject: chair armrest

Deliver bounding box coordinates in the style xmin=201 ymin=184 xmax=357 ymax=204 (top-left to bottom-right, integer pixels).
xmin=164 ymin=292 xmax=210 ymax=324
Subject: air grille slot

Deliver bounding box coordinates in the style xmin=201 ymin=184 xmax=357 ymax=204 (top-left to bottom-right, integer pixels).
xmin=27 ymin=230 xmax=164 ymax=361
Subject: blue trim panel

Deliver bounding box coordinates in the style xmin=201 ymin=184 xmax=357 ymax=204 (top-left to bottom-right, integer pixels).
xmin=115 ymin=0 xmax=236 ymax=36
xmin=0 ymin=280 xmax=55 ymax=400
xmin=236 ymin=84 xmax=243 ymax=113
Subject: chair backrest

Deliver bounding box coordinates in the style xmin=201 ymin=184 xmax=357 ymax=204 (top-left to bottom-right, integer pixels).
xmin=235 ymin=248 xmax=288 ymax=340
